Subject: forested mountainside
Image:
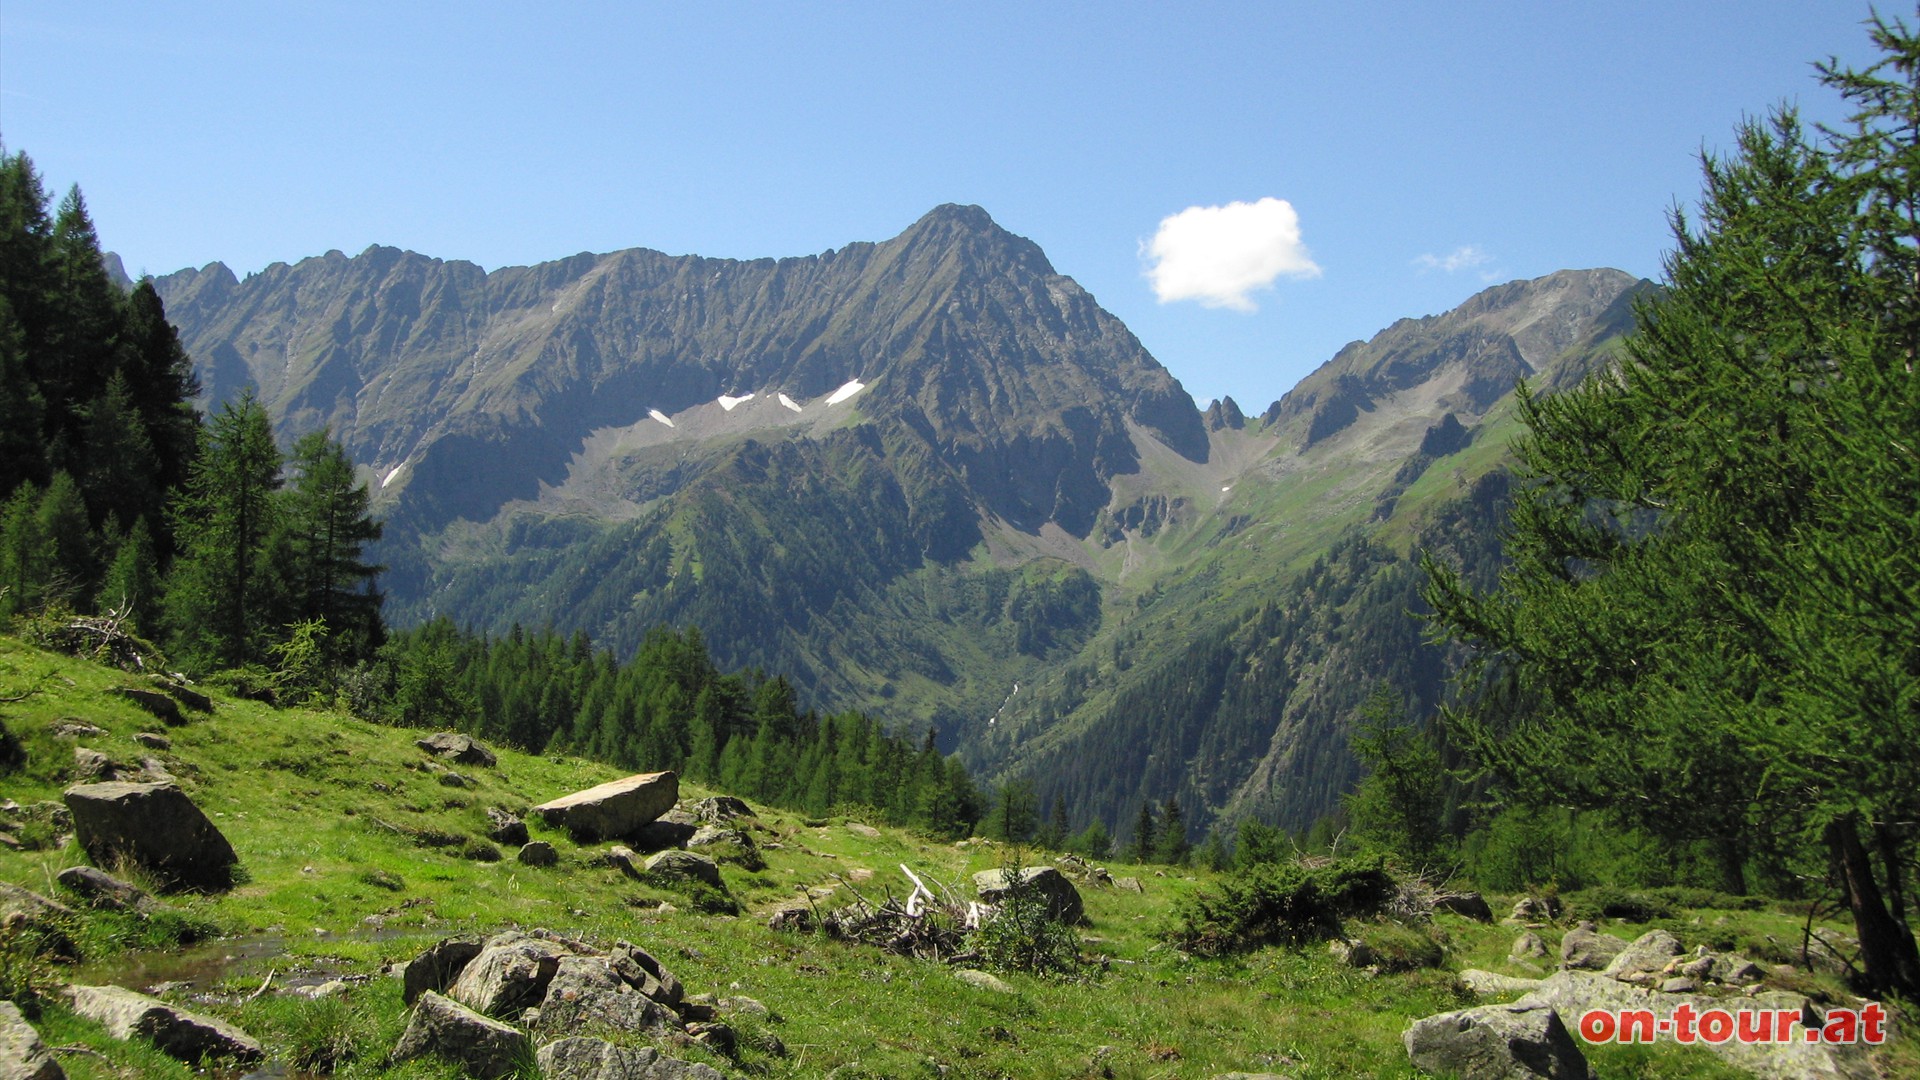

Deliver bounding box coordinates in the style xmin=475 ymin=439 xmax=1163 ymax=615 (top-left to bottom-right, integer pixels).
xmin=150 ymin=208 xmax=1649 ymax=844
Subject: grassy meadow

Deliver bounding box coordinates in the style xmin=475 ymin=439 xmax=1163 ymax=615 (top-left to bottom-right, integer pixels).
xmin=0 ymin=634 xmax=1907 ymax=1079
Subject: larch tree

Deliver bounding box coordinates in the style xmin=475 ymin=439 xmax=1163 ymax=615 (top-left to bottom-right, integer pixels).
xmin=1423 ymin=14 xmax=1920 ymax=997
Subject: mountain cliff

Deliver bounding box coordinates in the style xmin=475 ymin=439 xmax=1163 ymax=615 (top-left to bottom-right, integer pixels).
xmin=152 ymin=211 xmax=1649 ymax=842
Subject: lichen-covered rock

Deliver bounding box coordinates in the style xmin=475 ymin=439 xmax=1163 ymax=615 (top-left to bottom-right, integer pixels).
xmin=534 ymin=771 xmax=678 ymax=841
xmin=518 ymin=840 xmax=559 ymax=867
xmin=687 ymin=796 xmax=754 ymax=823
xmin=535 ymin=955 xmax=676 ymax=1036
xmin=1404 ymin=1001 xmax=1587 ymax=1079
xmin=392 ymin=991 xmax=530 ymax=1079
xmin=0 ymin=999 xmax=63 ymax=1080
xmin=1601 ymin=929 xmax=1683 ymax=982
xmin=65 ymin=984 xmax=262 ymax=1064
xmin=62 ymin=781 xmax=237 ymax=891
xmin=537 ymin=1036 xmax=724 ymax=1080
xmin=448 ymin=932 xmax=567 ymax=1015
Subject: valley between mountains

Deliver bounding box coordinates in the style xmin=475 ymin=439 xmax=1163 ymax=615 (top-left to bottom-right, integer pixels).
xmin=148 ymin=205 xmax=1648 ymax=842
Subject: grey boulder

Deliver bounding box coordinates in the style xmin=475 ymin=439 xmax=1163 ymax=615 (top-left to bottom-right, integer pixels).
xmin=538 ymin=1036 xmax=724 ymax=1080
xmin=534 ymin=771 xmax=679 ymax=842
xmin=65 ymin=984 xmax=262 ymax=1064
xmin=62 ymin=781 xmax=237 ymax=891
xmin=0 ymin=1000 xmax=62 ymax=1080
xmin=972 ymin=865 xmax=1084 ymax=924
xmin=1404 ymin=1002 xmax=1587 ymax=1079
xmin=392 ymin=991 xmax=531 ymax=1079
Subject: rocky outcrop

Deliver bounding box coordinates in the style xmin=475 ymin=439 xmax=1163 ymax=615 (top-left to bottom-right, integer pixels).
xmin=1514 ymin=971 xmax=1874 ymax=1080
xmin=402 ymin=936 xmax=485 ymax=1005
xmin=65 ymin=984 xmax=262 ymax=1064
xmin=62 ymin=781 xmax=237 ymax=890
xmin=1600 ymin=929 xmax=1683 ymax=983
xmin=1403 ymin=1001 xmax=1587 ymax=1079
xmin=448 ymin=933 xmax=568 ymax=1015
xmin=0 ymin=1000 xmax=62 ymax=1080
xmin=972 ymin=866 xmax=1084 ymax=925
xmin=392 ymin=992 xmax=530 ymax=1079
xmin=537 ymin=1036 xmax=724 ymax=1080
xmin=534 ymin=772 xmax=679 ymax=841
xmin=417 ymin=732 xmax=497 ymax=767
xmin=396 ymin=930 xmax=724 ymax=1075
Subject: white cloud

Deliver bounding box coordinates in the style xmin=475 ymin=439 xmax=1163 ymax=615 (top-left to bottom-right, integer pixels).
xmin=1144 ymin=197 xmax=1320 ymax=312
xmin=1414 ymin=245 xmax=1493 ymax=274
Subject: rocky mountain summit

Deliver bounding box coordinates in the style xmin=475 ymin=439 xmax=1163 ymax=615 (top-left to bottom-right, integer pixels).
xmin=148 ymin=211 xmax=1650 ymax=839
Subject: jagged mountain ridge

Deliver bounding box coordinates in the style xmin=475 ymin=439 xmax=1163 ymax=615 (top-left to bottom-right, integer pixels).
xmin=154 ymin=204 xmax=1205 ymax=539
xmin=148 ymin=211 xmax=1650 ymax=841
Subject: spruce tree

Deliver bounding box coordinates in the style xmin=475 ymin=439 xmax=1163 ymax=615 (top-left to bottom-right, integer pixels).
xmin=1154 ymin=797 xmax=1190 ymax=865
xmin=1129 ymin=801 xmax=1157 ymax=864
xmin=276 ymin=428 xmax=384 ymax=664
xmin=165 ymin=390 xmax=285 ymax=668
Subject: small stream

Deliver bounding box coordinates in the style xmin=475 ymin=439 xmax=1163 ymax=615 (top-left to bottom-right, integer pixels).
xmin=72 ymin=926 xmax=429 ymax=1080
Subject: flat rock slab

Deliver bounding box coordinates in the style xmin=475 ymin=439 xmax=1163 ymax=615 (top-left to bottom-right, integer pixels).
xmin=416 ymin=732 xmax=497 ymax=767
xmin=393 ymin=992 xmax=530 ymax=1079
xmin=534 ymin=771 xmax=678 ymax=841
xmin=538 ymin=1036 xmax=724 ymax=1080
xmin=66 ymin=984 xmax=262 ymax=1064
xmin=1460 ymin=969 xmax=1547 ymax=996
xmin=63 ymin=781 xmax=237 ymax=891
xmin=1404 ymin=1001 xmax=1587 ymax=1079
xmin=0 ymin=1000 xmax=63 ymax=1080
xmin=973 ymin=865 xmax=1085 ymax=925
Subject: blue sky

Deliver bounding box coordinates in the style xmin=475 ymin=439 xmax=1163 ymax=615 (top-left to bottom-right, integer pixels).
xmin=0 ymin=1 xmax=1883 ymax=408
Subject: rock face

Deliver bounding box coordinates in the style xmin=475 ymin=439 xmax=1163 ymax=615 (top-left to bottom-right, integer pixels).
xmin=65 ymin=984 xmax=262 ymax=1064
xmin=392 ymin=992 xmax=530 ymax=1079
xmin=1403 ymin=1002 xmax=1588 ymax=1080
xmin=534 ymin=772 xmax=679 ymax=841
xmin=538 ymin=1036 xmax=724 ymax=1080
xmin=62 ymin=781 xmax=238 ymax=890
xmin=0 ymin=1000 xmax=63 ymax=1080
xmin=972 ymin=866 xmax=1084 ymax=924
xmin=416 ymin=732 xmax=498 ymax=767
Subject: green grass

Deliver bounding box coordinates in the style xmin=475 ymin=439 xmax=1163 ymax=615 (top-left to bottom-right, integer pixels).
xmin=1 ymin=634 xmax=1913 ymax=1078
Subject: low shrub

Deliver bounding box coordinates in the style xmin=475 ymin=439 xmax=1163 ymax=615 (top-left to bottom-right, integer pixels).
xmin=1173 ymin=854 xmax=1395 ymax=956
